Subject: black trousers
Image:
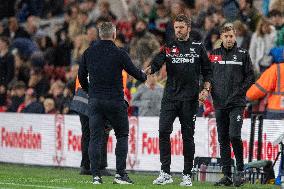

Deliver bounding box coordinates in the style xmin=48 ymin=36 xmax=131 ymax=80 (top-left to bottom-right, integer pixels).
xmin=215 ymin=107 xmax=245 ymax=176
xmin=88 ymin=98 xmax=129 ymax=176
xmin=79 ymin=113 xmax=109 ymax=170
xmin=159 ymin=98 xmax=197 ymax=175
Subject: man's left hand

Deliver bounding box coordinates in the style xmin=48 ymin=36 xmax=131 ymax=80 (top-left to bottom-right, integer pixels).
xmin=199 ymin=89 xmax=209 ymax=103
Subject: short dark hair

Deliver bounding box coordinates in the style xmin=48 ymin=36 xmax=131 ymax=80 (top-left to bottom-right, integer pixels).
xmin=220 ymin=23 xmax=236 ymax=34
xmin=174 ymin=14 xmax=191 ymax=27
xmin=12 ymin=81 xmax=26 ymax=90
xmin=269 ymin=9 xmax=283 ymax=17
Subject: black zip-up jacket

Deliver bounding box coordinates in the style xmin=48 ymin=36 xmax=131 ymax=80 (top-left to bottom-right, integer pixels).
xmin=78 ymin=40 xmax=147 ymax=100
xmin=150 ymin=39 xmax=212 ymax=101
xmin=210 ymin=43 xmax=255 ymax=109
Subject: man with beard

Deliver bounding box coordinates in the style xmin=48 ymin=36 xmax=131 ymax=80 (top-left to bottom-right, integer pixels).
xmin=144 ymin=14 xmax=212 ymax=187
xmin=129 ymin=19 xmax=160 ymax=69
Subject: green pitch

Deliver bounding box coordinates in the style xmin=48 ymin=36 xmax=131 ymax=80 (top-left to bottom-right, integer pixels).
xmin=0 ymin=163 xmax=279 ymax=189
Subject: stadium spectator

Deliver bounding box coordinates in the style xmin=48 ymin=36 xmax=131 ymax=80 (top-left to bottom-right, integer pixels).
xmin=239 ymin=0 xmax=261 ymax=32
xmin=269 ymin=0 xmax=284 ymax=14
xmin=86 ymin=25 xmax=98 ymax=45
xmin=150 ymin=4 xmax=169 ymax=33
xmin=68 ymin=5 xmax=82 ymax=41
xmin=221 ymin=0 xmax=240 ymax=22
xmin=38 ymin=35 xmax=57 ymax=66
xmin=42 ymin=0 xmax=64 ymax=18
xmin=129 ymin=19 xmax=160 ymax=69
xmin=233 ymin=20 xmax=251 ymax=50
xmin=7 ymin=81 xmax=26 ymax=112
xmin=48 ymin=80 xmax=66 ymax=113
xmin=28 ymin=66 xmax=50 ymax=99
xmin=15 ymin=0 xmax=44 ymax=22
xmin=17 ymin=88 xmax=44 ymax=113
xmin=54 ymin=11 xmax=73 ymax=67
xmin=85 ymin=0 xmax=100 ymax=22
xmin=43 ymin=98 xmax=57 ymax=114
xmin=132 ymin=74 xmax=163 ymax=116
xmin=12 ymin=50 xmax=30 ymax=86
xmin=0 ymin=36 xmax=14 ymax=91
xmin=269 ymin=10 xmax=284 ymax=46
xmin=249 ymin=17 xmax=276 ymax=75
xmin=0 ymin=36 xmax=14 ymax=109
xmin=3 ymin=17 xmax=30 ymax=39
xmin=26 ymin=16 xmax=42 ymax=39
xmin=98 ymin=1 xmax=117 ymax=21
xmin=71 ymin=34 xmax=89 ymax=65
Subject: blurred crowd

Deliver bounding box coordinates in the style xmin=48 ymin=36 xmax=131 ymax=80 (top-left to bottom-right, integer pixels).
xmin=0 ymin=0 xmax=283 ymax=117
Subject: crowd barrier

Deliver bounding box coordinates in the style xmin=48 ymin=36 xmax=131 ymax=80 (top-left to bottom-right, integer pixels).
xmin=0 ymin=113 xmax=282 ymax=174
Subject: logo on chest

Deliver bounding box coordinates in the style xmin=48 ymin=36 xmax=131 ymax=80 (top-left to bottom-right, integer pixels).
xmin=210 ymin=55 xmax=222 ymax=63
xmin=165 ymin=46 xmax=180 ymax=56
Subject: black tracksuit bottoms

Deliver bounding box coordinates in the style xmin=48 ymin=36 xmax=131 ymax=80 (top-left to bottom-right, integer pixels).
xmin=88 ymin=98 xmax=129 ymax=176
xmin=159 ymin=98 xmax=198 ymax=175
xmin=215 ymin=107 xmax=245 ymax=177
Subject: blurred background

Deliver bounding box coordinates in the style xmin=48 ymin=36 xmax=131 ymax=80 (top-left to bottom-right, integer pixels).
xmin=0 ymin=0 xmax=283 ymax=118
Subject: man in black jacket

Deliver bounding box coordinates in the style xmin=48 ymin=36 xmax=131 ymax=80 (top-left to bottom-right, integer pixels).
xmin=145 ymin=14 xmax=212 ymax=186
xmin=210 ymin=23 xmax=254 ymax=187
xmin=78 ymin=22 xmax=147 ymax=185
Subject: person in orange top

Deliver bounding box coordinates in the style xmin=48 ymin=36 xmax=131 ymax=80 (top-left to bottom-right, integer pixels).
xmin=246 ymin=62 xmax=284 ymax=119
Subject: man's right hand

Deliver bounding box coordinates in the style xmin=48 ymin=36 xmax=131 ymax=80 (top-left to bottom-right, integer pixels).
xmin=143 ymin=66 xmax=152 ymax=75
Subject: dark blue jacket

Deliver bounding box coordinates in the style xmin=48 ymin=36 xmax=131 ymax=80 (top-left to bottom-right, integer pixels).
xmin=21 ymin=101 xmax=44 ymax=114
xmin=78 ymin=40 xmax=147 ymax=100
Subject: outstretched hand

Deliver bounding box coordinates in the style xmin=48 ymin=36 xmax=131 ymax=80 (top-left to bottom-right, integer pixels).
xmin=143 ymin=66 xmax=152 ymax=75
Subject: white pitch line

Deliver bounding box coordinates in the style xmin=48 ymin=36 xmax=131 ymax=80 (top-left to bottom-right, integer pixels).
xmin=0 ymin=182 xmax=74 ymax=189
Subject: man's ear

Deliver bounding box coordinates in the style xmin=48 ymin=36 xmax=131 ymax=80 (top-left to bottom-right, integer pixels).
xmin=188 ymin=26 xmax=191 ymax=34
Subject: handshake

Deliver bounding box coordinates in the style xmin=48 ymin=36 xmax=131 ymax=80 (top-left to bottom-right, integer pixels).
xmin=143 ymin=66 xmax=152 ymax=76
xmin=141 ymin=66 xmax=211 ymax=103
xmin=142 ymin=66 xmax=153 ymax=88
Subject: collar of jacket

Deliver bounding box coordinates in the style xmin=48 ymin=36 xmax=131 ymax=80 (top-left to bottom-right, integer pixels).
xmin=174 ymin=37 xmax=191 ymax=44
xmin=221 ymin=42 xmax=237 ymax=52
xmin=99 ymin=40 xmax=116 ymax=46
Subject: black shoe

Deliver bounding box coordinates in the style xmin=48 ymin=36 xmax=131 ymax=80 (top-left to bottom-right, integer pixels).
xmin=79 ymin=167 xmax=92 ymax=175
xmin=113 ymin=173 xmax=134 ymax=184
xmin=233 ymin=171 xmax=245 ymax=187
xmin=100 ymin=168 xmax=113 ymax=176
xmin=214 ymin=176 xmax=233 ymax=186
xmin=93 ymin=176 xmax=103 ymax=184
